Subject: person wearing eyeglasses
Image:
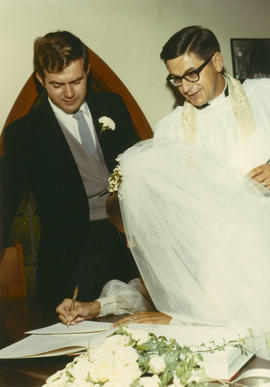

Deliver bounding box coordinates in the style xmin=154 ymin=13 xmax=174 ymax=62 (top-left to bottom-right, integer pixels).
xmin=155 ymin=25 xmax=270 ymax=187
xmin=57 ymin=27 xmax=270 ymax=345
xmin=106 ymin=26 xmax=270 ymax=334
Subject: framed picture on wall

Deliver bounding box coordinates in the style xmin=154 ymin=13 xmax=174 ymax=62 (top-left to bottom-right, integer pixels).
xmin=230 ymin=38 xmax=270 ymax=82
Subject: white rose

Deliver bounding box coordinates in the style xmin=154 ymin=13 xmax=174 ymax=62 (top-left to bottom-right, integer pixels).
xmin=149 ymin=356 xmax=166 ymax=374
xmin=67 ymin=356 xmax=92 ymax=381
xmin=125 ymin=362 xmax=142 ymax=382
xmin=104 ymin=334 xmax=130 ymax=349
xmin=88 ymin=357 xmax=113 ymax=383
xmin=131 ymin=329 xmax=150 ymax=345
xmin=108 ymin=362 xmax=141 ymax=384
xmin=89 ymin=344 xmax=114 ymax=363
xmin=114 ymin=345 xmax=138 ymax=365
xmin=139 ymin=374 xmax=161 ymax=387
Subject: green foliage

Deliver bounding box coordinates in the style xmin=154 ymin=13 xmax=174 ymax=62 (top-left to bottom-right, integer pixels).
xmin=113 ymin=327 xmax=207 ymax=386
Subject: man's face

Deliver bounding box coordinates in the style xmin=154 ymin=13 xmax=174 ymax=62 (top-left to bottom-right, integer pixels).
xmin=166 ymin=51 xmax=225 ymax=107
xmin=36 ymin=58 xmax=88 ymax=114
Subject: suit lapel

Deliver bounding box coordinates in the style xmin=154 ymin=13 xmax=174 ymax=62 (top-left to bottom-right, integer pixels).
xmin=86 ymin=90 xmax=103 ymax=137
xmin=39 ymin=100 xmax=84 ymax=173
xmin=85 ymin=91 xmax=115 ymax=165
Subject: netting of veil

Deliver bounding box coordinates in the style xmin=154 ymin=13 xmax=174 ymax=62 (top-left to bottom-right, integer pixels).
xmin=118 ymin=138 xmax=270 ymax=336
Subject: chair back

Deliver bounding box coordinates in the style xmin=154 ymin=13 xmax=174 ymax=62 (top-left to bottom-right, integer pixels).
xmin=0 ymin=242 xmax=27 ymax=300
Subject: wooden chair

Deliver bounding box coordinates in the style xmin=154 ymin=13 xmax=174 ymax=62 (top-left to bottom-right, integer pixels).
xmin=0 ymin=47 xmax=152 ymax=298
xmin=0 ymin=242 xmax=27 ymax=300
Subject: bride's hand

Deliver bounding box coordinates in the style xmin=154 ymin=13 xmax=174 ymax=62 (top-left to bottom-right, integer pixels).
xmin=247 ymin=163 xmax=270 ymax=190
xmin=56 ymin=299 xmax=101 ymax=325
xmin=114 ymin=311 xmax=171 ymax=326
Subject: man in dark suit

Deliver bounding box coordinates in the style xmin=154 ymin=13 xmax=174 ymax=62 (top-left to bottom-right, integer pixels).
xmin=2 ymin=31 xmax=138 ymax=305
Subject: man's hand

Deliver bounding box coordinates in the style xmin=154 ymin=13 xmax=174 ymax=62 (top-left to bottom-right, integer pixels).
xmin=56 ymin=299 xmax=101 ymax=326
xmin=114 ymin=311 xmax=171 ymax=326
xmin=247 ymin=163 xmax=270 ymax=190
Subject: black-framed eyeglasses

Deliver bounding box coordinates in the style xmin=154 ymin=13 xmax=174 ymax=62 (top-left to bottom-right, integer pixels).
xmin=167 ymin=54 xmax=214 ymax=87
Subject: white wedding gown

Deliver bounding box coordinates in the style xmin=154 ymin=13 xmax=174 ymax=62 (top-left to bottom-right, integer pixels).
xmin=118 ymin=138 xmax=270 ymax=358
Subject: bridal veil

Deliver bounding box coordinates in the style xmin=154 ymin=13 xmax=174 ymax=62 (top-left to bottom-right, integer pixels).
xmin=118 ymin=139 xmax=270 ymax=341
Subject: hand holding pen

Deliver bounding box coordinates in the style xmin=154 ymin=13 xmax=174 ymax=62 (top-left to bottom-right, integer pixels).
xmin=56 ymin=285 xmax=102 ymax=326
xmin=67 ymin=285 xmax=79 ymax=327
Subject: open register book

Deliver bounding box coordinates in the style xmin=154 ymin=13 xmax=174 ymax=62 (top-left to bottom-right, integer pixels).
xmin=0 ymin=321 xmax=254 ymax=380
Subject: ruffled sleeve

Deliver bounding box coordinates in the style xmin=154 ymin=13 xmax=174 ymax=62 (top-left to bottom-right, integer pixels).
xmin=96 ymin=278 xmax=153 ymax=317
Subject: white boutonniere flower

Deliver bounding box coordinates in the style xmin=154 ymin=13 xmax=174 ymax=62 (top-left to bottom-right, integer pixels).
xmin=98 ymin=116 xmax=116 ymax=134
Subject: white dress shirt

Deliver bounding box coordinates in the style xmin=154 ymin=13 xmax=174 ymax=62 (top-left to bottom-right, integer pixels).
xmin=48 ymin=99 xmax=97 ymax=147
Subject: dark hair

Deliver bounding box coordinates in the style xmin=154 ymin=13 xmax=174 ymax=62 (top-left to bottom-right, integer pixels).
xmin=34 ymin=31 xmax=89 ymax=80
xmin=106 ymin=193 xmax=125 ymax=233
xmin=160 ymin=25 xmax=221 ymax=61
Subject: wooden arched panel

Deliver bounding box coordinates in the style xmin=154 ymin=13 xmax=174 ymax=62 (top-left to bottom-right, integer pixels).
xmin=0 ymin=47 xmax=152 ymax=155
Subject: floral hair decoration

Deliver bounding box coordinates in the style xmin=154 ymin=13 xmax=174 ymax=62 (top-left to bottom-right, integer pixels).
xmin=108 ymin=157 xmax=122 ymax=193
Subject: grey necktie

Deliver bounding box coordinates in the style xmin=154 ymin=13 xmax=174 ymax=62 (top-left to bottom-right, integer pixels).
xmin=73 ymin=110 xmax=97 ymax=157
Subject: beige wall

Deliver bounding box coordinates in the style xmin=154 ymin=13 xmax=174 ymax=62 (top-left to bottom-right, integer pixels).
xmin=1 ymin=0 xmax=270 ymax=131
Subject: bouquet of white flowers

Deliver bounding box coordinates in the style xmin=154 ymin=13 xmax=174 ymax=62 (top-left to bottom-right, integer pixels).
xmin=43 ymin=326 xmax=210 ymax=387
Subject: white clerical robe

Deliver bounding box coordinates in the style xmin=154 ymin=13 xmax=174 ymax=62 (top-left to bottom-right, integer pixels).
xmin=154 ymin=78 xmax=270 ymax=174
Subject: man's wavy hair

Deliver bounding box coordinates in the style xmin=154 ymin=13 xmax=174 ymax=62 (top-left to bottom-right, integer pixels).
xmin=160 ymin=25 xmax=221 ymax=62
xmin=34 ymin=30 xmax=89 ymax=80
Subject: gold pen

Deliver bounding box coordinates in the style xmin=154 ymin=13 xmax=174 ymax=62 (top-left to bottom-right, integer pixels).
xmin=67 ymin=285 xmax=79 ymax=327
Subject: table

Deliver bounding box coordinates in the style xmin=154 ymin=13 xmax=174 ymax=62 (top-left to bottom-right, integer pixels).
xmin=0 ymin=298 xmax=270 ymax=386
xmin=0 ymin=298 xmax=122 ymax=387
xmin=0 ymin=298 xmax=67 ymax=387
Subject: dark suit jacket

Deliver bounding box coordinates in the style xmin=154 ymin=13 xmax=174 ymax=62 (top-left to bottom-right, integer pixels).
xmin=2 ymin=88 xmax=138 ymax=300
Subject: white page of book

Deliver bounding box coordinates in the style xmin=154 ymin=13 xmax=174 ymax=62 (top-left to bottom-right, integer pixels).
xmin=230 ymin=127 xmax=270 ymax=174
xmin=26 ymin=320 xmax=112 ymax=335
xmin=0 ymin=330 xmax=114 ymax=359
